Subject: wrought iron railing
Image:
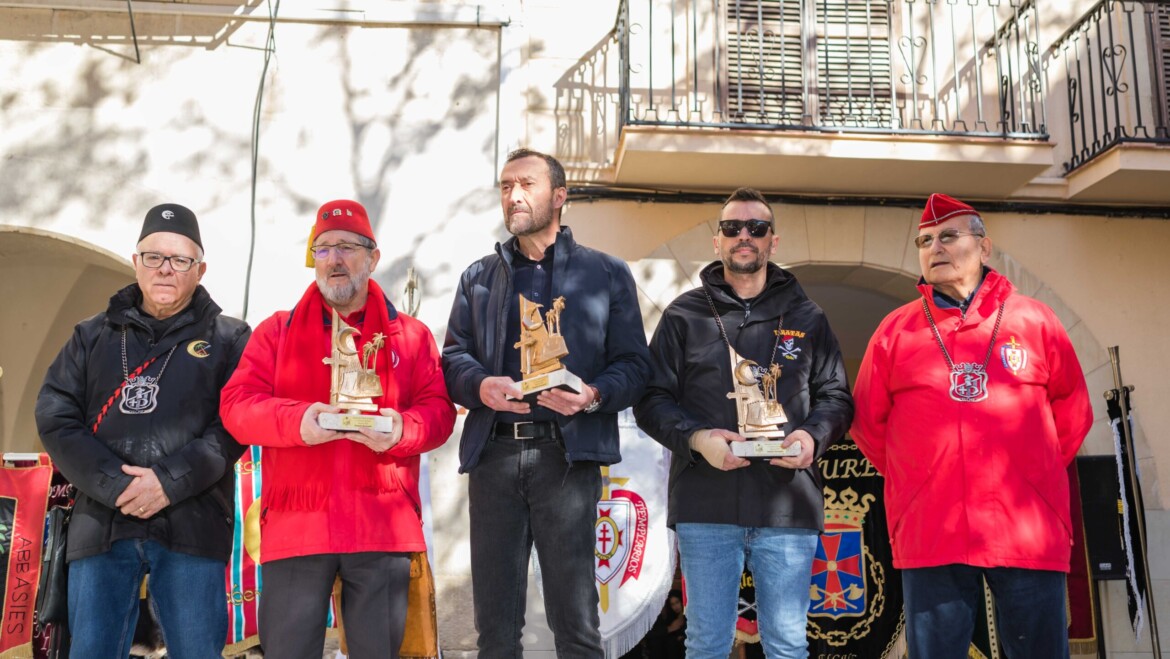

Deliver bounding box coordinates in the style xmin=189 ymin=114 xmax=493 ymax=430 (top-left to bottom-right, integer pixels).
xmin=613 ymin=0 xmax=1047 ymax=138
xmin=1050 ymin=0 xmax=1170 ymax=173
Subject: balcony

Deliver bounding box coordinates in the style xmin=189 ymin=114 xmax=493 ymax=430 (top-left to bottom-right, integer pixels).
xmin=557 ymin=0 xmax=1055 ymax=198
xmin=1050 ymin=0 xmax=1170 ymax=204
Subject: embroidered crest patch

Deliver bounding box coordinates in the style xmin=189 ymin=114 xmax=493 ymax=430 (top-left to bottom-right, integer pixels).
xmin=1000 ymin=336 xmax=1028 ymax=375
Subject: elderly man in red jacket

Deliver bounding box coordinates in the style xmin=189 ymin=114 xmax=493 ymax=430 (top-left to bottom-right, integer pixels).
xmin=220 ymin=199 xmax=455 ymax=659
xmin=851 ymin=193 xmax=1093 ymax=659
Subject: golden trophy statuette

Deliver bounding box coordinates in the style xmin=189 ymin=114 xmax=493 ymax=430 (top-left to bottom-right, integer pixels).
xmin=318 ymin=309 xmax=395 ymax=433
xmin=513 ymin=294 xmax=583 ymax=400
xmin=725 ymin=347 xmax=797 ymax=459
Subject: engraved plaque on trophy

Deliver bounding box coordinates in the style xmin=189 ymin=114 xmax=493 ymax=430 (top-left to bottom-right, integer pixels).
xmin=725 ymin=348 xmax=798 ymax=459
xmin=318 ymin=309 xmax=395 ymax=433
xmin=513 ymin=294 xmax=583 ymax=399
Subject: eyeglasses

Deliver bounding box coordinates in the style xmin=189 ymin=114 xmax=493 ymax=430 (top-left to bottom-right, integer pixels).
xmin=913 ymin=229 xmax=985 ymax=249
xmin=137 ymin=252 xmax=201 ymax=272
xmin=311 ymin=243 xmax=370 ymax=260
xmin=719 ymin=219 xmax=773 ymax=238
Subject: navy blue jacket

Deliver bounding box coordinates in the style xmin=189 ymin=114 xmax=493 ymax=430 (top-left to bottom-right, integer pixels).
xmin=443 ymin=226 xmax=651 ymax=472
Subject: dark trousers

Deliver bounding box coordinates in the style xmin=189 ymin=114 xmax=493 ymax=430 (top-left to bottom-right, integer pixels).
xmin=469 ymin=433 xmax=603 ymax=658
xmin=258 ymin=551 xmax=411 ymax=659
xmin=903 ymin=564 xmax=1070 ymax=659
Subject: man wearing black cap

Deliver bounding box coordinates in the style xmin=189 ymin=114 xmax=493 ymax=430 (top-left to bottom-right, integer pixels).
xmin=36 ymin=204 xmax=250 ymax=658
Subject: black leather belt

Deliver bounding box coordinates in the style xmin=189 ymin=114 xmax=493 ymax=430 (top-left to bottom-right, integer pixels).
xmin=493 ymin=421 xmax=559 ymax=440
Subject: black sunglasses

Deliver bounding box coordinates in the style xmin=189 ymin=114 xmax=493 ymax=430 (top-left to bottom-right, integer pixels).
xmin=719 ymin=219 xmax=773 ymax=238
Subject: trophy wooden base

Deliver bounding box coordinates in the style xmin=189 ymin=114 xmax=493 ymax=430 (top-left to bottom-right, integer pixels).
xmin=319 ymin=412 xmax=394 ymax=433
xmin=515 ymin=369 xmax=584 ymax=401
xmin=732 ymin=439 xmax=800 ymax=459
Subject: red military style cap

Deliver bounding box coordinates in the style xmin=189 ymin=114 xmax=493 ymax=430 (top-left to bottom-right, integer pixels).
xmin=920 ymin=193 xmax=981 ymax=229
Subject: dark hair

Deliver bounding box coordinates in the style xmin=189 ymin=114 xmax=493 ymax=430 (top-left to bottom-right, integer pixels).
xmin=722 ymin=187 xmax=775 ymax=223
xmin=506 ymin=148 xmax=567 ymax=191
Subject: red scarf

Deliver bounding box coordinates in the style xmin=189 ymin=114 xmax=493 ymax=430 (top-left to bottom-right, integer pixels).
xmin=268 ymin=279 xmax=400 ymax=511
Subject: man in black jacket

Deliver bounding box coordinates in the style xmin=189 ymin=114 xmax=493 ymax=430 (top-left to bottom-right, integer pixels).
xmin=443 ymin=148 xmax=650 ymax=657
xmin=634 ymin=188 xmax=853 ymax=659
xmin=36 ymin=204 xmax=250 ymax=658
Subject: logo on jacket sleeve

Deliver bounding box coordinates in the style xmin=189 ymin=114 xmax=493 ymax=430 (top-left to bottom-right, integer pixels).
xmin=1000 ymin=336 xmax=1027 ymax=375
xmin=187 ymin=340 xmax=211 ymax=358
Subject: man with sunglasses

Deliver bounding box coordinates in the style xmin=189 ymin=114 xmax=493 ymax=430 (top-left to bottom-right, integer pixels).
xmin=443 ymin=149 xmax=650 ymax=657
xmin=851 ymin=193 xmax=1092 ymax=658
xmin=37 ymin=203 xmax=251 ymax=657
xmin=220 ymin=199 xmax=455 ymax=658
xmin=634 ymin=187 xmax=853 ymax=659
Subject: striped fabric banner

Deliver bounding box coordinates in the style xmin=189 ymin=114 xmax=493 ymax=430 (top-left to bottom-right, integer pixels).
xmin=224 ymin=446 xmax=337 ymax=654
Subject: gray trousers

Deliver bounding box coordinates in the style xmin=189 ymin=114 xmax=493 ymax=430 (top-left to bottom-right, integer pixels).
xmin=259 ymin=551 xmax=412 ymax=659
xmin=469 ymin=433 xmax=603 ymax=659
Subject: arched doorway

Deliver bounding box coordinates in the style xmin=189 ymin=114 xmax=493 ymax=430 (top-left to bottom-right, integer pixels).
xmin=0 ymin=225 xmax=134 ymax=452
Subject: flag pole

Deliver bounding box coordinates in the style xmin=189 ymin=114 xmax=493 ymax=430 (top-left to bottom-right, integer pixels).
xmin=1107 ymin=346 xmax=1161 ymax=657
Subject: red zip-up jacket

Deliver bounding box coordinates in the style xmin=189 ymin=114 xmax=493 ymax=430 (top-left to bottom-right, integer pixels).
xmin=851 ymin=269 xmax=1092 ymax=571
xmin=220 ymin=287 xmax=454 ymax=562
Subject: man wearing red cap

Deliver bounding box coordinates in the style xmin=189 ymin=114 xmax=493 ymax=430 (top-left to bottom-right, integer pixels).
xmin=220 ymin=200 xmax=455 ymax=658
xmin=851 ymin=193 xmax=1093 ymax=658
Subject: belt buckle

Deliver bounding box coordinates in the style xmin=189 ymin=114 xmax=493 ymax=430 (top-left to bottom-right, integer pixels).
xmin=513 ymin=421 xmax=534 ymax=440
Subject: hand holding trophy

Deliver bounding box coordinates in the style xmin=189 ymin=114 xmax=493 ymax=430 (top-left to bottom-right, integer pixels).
xmin=512 ymin=294 xmax=584 ymax=399
xmin=317 ymin=309 xmax=396 ymax=433
xmin=725 ymin=348 xmax=798 ymax=459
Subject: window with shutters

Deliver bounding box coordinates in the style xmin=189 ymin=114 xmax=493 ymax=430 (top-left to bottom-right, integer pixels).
xmin=725 ymin=0 xmax=893 ymax=128
xmin=1156 ymin=3 xmax=1170 ymax=137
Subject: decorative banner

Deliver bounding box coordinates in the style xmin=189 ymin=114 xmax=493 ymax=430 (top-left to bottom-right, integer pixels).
xmin=596 ymin=410 xmax=674 ymax=658
xmin=534 ymin=410 xmax=674 ymax=658
xmin=0 ymin=456 xmax=52 ymax=659
xmin=224 ymin=445 xmax=266 ymax=656
xmin=32 ymin=470 xmax=73 ymax=659
xmin=1106 ymin=389 xmax=1148 ymax=641
xmin=224 ymin=446 xmax=342 ymax=655
xmin=806 ymin=438 xmax=903 ymax=658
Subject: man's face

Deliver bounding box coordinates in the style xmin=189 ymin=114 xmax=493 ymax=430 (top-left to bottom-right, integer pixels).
xmin=313 ymin=229 xmax=380 ymax=309
xmin=499 ymin=156 xmax=566 ymax=237
xmin=714 ymin=200 xmax=778 ymax=275
xmin=133 ymin=232 xmax=205 ymax=316
xmin=916 ymin=215 xmax=991 ymax=291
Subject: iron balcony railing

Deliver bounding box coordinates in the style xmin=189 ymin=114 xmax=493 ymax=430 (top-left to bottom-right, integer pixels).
xmin=615 ymin=0 xmax=1047 ymax=138
xmin=1050 ymin=0 xmax=1170 ymax=173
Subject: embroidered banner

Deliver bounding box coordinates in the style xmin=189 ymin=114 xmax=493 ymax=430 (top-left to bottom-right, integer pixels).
xmin=533 ymin=410 xmax=674 ymax=658
xmin=596 ymin=411 xmax=674 ymax=658
xmin=0 ymin=456 xmax=52 ymax=659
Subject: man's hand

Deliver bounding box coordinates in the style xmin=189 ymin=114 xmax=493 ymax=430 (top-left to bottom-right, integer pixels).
xmin=351 ymin=408 xmax=404 ymax=454
xmin=300 ymin=402 xmax=351 ymax=446
xmin=769 ymin=429 xmax=815 ymax=469
xmin=479 ymin=377 xmax=531 ymax=414
xmin=690 ymin=429 xmax=750 ymax=471
xmin=115 ymin=465 xmax=171 ymax=519
xmin=536 ymin=387 xmax=595 ymax=416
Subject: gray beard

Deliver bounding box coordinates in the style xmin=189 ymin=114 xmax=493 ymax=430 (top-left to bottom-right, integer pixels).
xmin=505 ymin=205 xmax=554 ymax=237
xmin=724 ymin=248 xmax=766 ymax=275
xmin=317 ymin=269 xmax=370 ymax=308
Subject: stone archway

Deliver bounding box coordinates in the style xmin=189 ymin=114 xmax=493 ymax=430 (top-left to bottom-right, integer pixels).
xmin=0 ymin=225 xmax=134 ymax=453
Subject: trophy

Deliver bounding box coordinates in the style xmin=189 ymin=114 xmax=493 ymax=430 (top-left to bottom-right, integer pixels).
xmin=317 ymin=309 xmax=395 ymax=433
xmin=725 ymin=347 xmax=798 ymax=459
xmin=513 ymin=294 xmax=583 ymax=399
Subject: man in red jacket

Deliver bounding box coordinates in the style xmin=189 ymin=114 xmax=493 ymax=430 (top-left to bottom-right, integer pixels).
xmin=851 ymin=193 xmax=1093 ymax=659
xmin=220 ymin=199 xmax=455 ymax=659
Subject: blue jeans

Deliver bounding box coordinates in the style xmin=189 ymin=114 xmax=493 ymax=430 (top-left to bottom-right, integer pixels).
xmin=468 ymin=434 xmax=603 ymax=659
xmin=903 ymin=565 xmax=1069 ymax=659
xmin=675 ymin=523 xmax=818 ymax=659
xmin=67 ymin=539 xmax=227 ymax=659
